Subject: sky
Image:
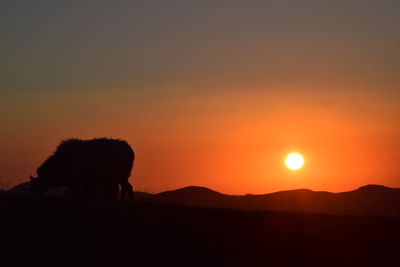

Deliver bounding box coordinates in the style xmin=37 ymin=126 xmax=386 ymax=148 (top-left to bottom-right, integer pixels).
xmin=1 ymin=0 xmax=399 ymax=194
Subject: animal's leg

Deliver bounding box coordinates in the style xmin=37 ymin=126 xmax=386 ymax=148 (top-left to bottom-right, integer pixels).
xmin=127 ymin=181 xmax=134 ymax=200
xmin=120 ymin=183 xmax=126 ymax=200
xmin=111 ymin=181 xmax=119 ymax=200
xmin=120 ymin=181 xmax=133 ymax=200
xmin=105 ymin=180 xmax=119 ymax=200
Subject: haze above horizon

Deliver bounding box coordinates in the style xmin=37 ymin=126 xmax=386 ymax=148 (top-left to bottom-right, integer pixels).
xmin=1 ymin=0 xmax=399 ymax=194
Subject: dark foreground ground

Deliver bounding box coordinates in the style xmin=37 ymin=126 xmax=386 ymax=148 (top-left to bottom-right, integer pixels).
xmin=1 ymin=195 xmax=399 ymax=267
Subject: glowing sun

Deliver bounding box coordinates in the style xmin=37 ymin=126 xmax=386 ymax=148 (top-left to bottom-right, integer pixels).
xmin=285 ymin=153 xmax=304 ymax=170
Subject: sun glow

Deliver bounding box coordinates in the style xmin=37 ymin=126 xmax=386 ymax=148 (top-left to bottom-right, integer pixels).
xmin=285 ymin=153 xmax=304 ymax=170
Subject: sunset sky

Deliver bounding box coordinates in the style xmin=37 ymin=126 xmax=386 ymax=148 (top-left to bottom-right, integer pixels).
xmin=1 ymin=1 xmax=399 ymax=194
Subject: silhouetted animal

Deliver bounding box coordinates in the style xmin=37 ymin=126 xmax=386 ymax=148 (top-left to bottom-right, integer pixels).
xmin=29 ymin=138 xmax=134 ymax=200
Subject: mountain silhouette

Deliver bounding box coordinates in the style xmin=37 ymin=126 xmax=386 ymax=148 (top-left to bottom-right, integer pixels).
xmin=7 ymin=181 xmax=67 ymax=196
xmin=134 ymin=184 xmax=400 ymax=217
xmin=4 ymin=183 xmax=400 ymax=265
xmin=7 ymin=182 xmax=400 ymax=216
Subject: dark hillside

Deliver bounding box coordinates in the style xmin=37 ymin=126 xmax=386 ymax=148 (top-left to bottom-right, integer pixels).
xmin=135 ymin=184 xmax=400 ymax=216
xmin=8 ymin=183 xmax=400 ymax=216
xmin=1 ymin=195 xmax=399 ymax=267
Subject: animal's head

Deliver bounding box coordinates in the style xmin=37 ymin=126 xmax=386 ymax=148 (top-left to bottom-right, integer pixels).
xmin=28 ymin=176 xmax=48 ymax=195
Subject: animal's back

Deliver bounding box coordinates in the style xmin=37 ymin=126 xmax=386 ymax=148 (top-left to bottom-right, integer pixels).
xmin=37 ymin=138 xmax=134 ymax=185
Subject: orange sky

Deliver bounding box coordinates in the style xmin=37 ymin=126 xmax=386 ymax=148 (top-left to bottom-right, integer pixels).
xmin=2 ymin=83 xmax=399 ymax=194
xmin=1 ymin=1 xmax=399 ymax=194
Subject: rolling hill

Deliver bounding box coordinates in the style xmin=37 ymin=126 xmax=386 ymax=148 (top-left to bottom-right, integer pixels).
xmin=135 ymin=185 xmax=400 ymax=217
xmin=7 ymin=182 xmax=400 ymax=216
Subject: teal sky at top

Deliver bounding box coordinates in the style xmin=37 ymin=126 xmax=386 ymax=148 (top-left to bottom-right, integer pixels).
xmin=1 ymin=0 xmax=400 ymax=94
xmin=1 ymin=0 xmax=400 ymax=193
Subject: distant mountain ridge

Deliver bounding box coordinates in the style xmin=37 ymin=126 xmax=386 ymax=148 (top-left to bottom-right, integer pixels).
xmin=7 ymin=182 xmax=400 ymax=216
xmin=134 ymin=184 xmax=400 ymax=217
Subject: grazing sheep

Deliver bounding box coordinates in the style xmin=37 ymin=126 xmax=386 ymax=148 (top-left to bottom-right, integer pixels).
xmin=29 ymin=138 xmax=134 ymax=200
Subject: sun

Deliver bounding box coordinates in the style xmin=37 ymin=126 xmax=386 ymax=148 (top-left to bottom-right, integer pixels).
xmin=285 ymin=153 xmax=304 ymax=170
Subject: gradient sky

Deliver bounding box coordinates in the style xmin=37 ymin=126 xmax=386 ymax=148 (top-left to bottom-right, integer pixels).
xmin=1 ymin=0 xmax=399 ymax=194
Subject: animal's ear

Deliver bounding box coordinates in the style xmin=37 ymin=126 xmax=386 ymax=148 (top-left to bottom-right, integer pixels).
xmin=30 ymin=175 xmax=35 ymax=181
